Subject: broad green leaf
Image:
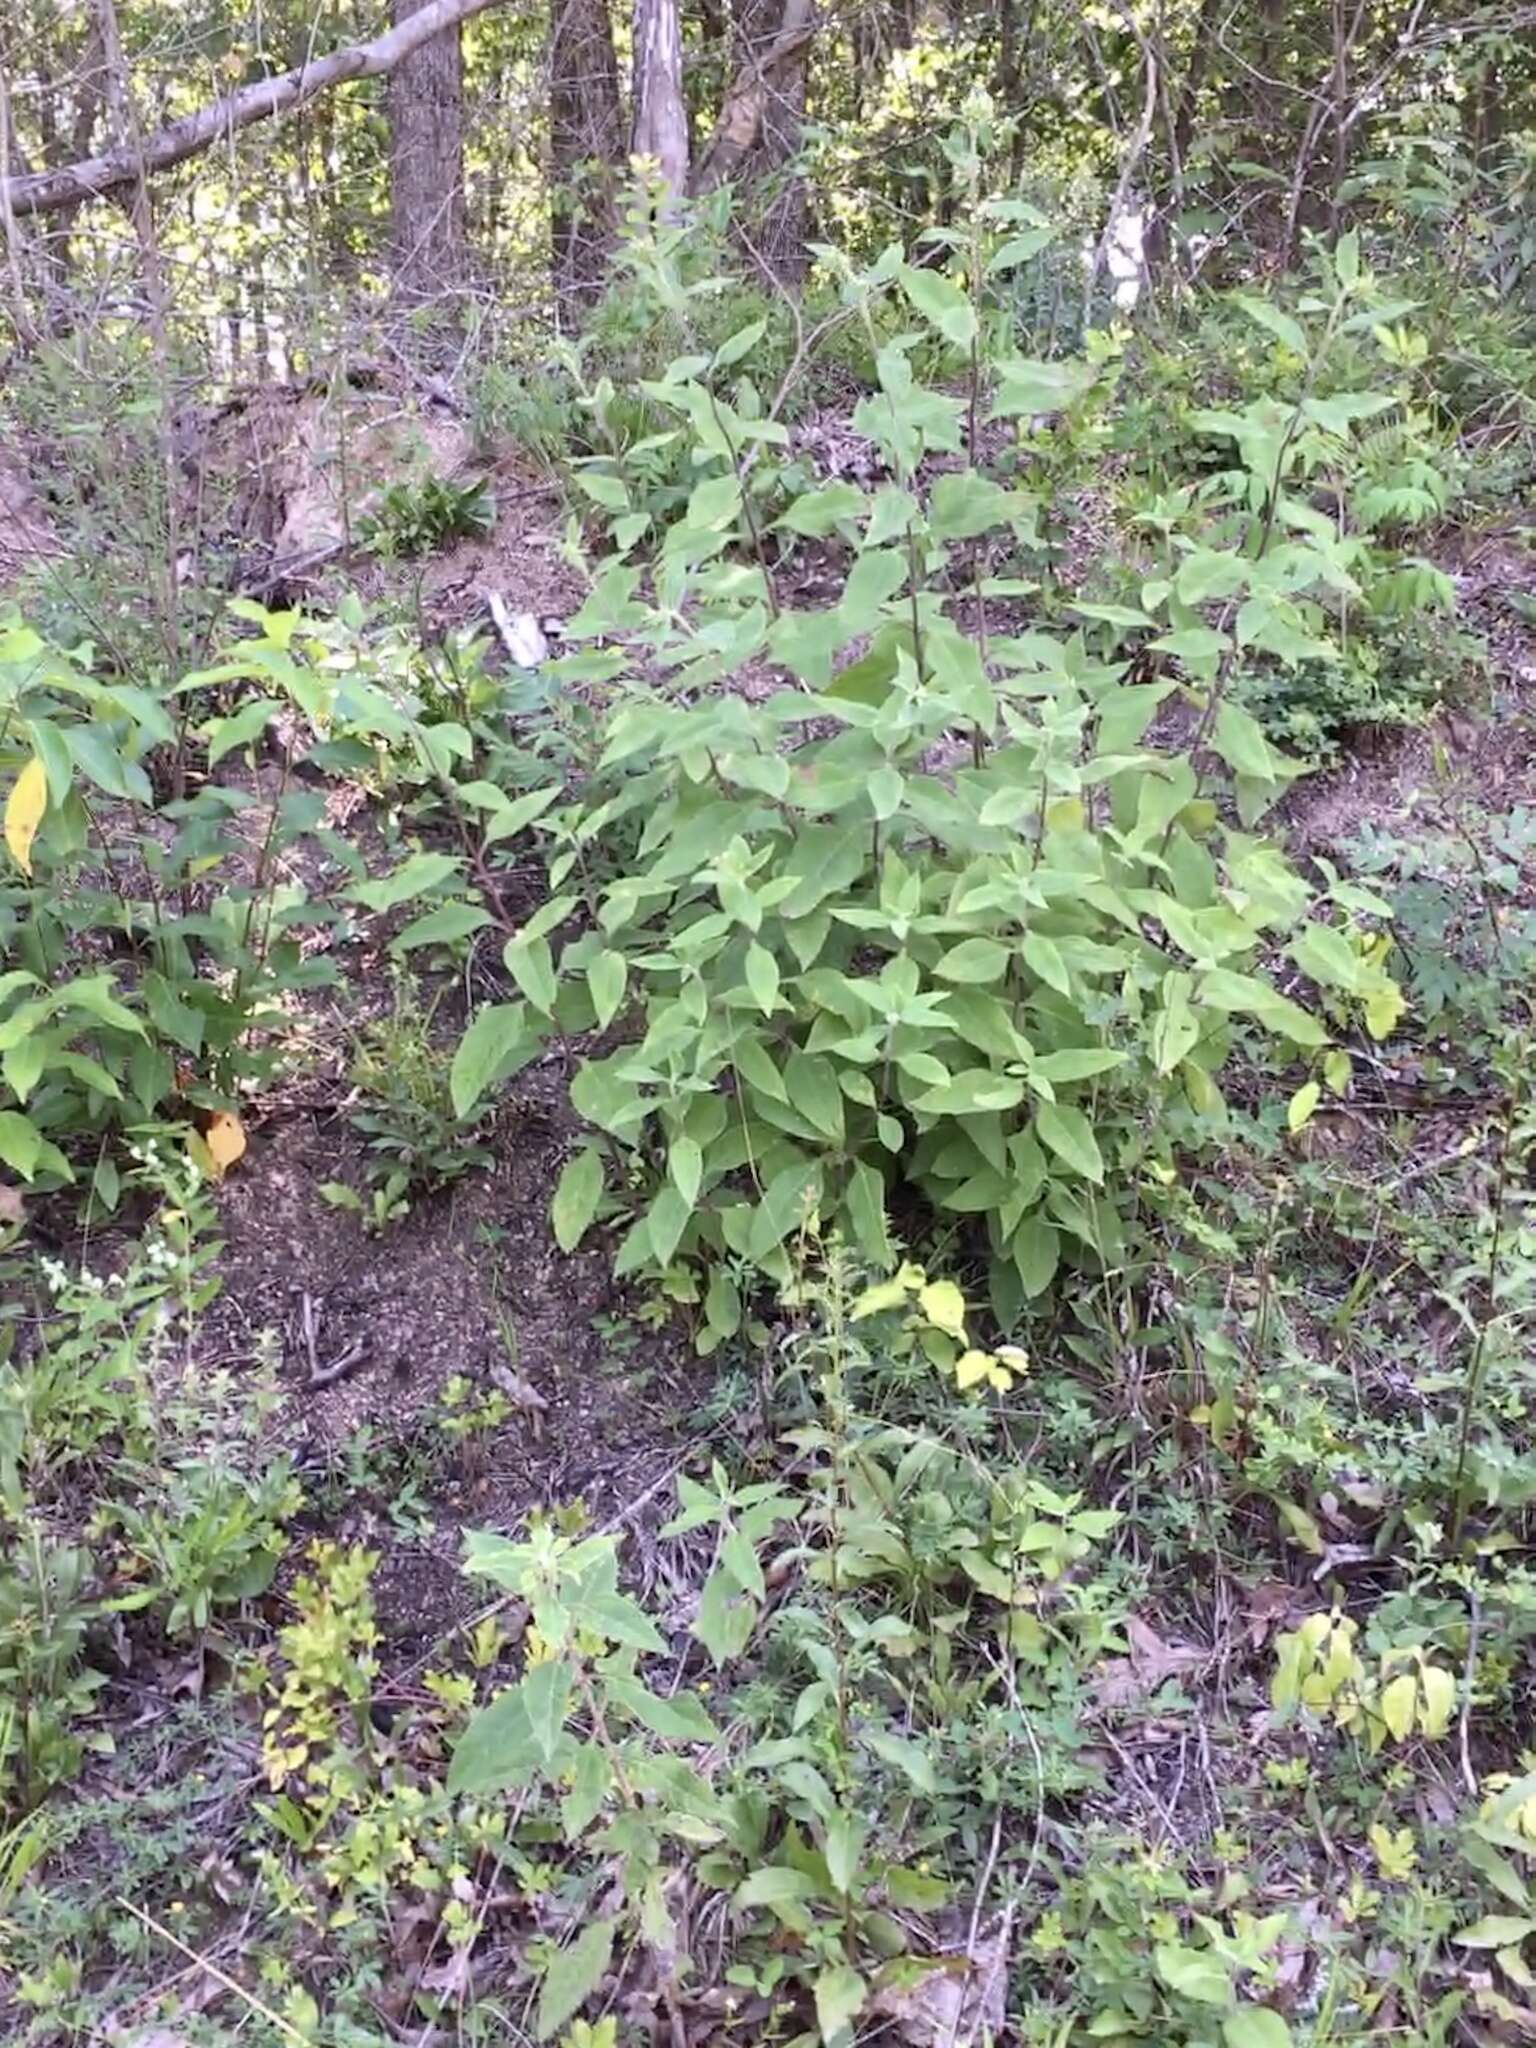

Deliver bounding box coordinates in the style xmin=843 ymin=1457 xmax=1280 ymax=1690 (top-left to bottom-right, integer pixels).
xmin=521 ymin=1659 xmax=573 ymax=1767
xmin=1379 ymin=1671 xmax=1416 ymax=1742
xmin=744 ymin=942 xmax=780 ymax=1015
xmin=1456 ymin=1916 xmax=1536 ymax=1949
xmin=814 ymin=1964 xmax=866 ymax=2045
xmin=898 ymin=264 xmax=976 ymax=349
xmin=935 ymin=937 xmax=1009 ymax=984
xmin=1154 ymin=1942 xmax=1230 ymax=2005
xmin=390 ymin=899 xmax=489 ymax=954
xmin=778 ymin=483 xmax=867 ymax=536
xmin=1174 ymin=548 xmax=1249 ymax=606
xmin=986 ymin=223 xmax=1056 ymax=273
xmin=448 ymin=1687 xmax=543 ymax=1796
xmin=349 ymin=851 xmax=461 ymax=913
xmin=784 ymin=1053 xmax=843 ymax=1141
xmin=56 ymin=976 xmax=144 ymax=1037
xmin=552 ymin=1146 xmax=604 ymax=1253
xmin=0 ymin=1110 xmax=42 ymax=1180
xmin=1011 ymin=1214 xmax=1058 ymax=1296
xmin=1035 ymin=1101 xmax=1104 ymax=1184
xmin=645 ymin=1183 xmax=691 ymax=1267
xmin=928 ymin=472 xmax=1030 ymax=541
xmin=1198 ymin=969 xmax=1327 ymax=1046
xmin=735 ymin=1866 xmax=821 ymax=1915
xmin=1032 ymin=1048 xmax=1124 ymax=1084
xmin=579 ymin=1589 xmax=666 ymax=1655
xmin=714 ymin=315 xmax=766 ymax=368
xmin=1022 ymin=933 xmax=1071 ymax=996
xmin=481 ymin=784 xmax=562 ymax=846
xmin=561 ymin=1741 xmax=611 ymax=1840
xmin=451 ymin=1002 xmax=537 ymax=1117
xmin=1212 ymin=702 xmax=1279 ymax=783
xmin=1223 ymin=2011 xmax=1295 ymax=2048
xmin=205 ymin=696 xmax=278 ymax=766
xmin=669 ymin=1134 xmax=703 ymax=1208
xmin=747 ymin=1160 xmax=821 ymax=1263
xmin=536 ymin=1917 xmax=615 ymax=2039
xmin=824 ymin=1809 xmax=866 ymax=1895
xmin=1233 ymin=293 xmax=1309 ymax=360
xmin=863 ymin=1728 xmax=938 ymax=1791
xmin=704 ymin=1268 xmax=742 ymax=1339
xmin=991 ymin=355 xmax=1095 ymax=418
xmin=868 ymin=765 xmax=904 ymax=820
xmin=604 ymin=1676 xmax=718 ymax=1742
xmin=734 ymin=1033 xmax=787 ymax=1102
xmin=504 ymin=934 xmax=558 ymax=1014
xmin=845 ymin=1159 xmax=891 ymax=1266
xmin=587 ymin=949 xmax=628 ymax=1030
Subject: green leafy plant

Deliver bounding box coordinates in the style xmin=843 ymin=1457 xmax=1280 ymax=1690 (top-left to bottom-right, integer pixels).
xmin=454 ymin=261 xmax=1406 ymax=1348
xmin=357 ymin=473 xmax=496 ymax=559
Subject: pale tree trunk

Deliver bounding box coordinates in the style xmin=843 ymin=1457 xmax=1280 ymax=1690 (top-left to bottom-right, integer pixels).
xmin=549 ymin=0 xmax=625 ymax=310
xmin=388 ymin=0 xmax=468 ymax=316
xmin=631 ymin=0 xmax=689 ymax=198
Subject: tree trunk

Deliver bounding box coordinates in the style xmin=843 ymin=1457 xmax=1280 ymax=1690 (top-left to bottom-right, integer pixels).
xmin=718 ymin=0 xmax=812 ymax=286
xmin=1 ymin=0 xmax=504 ymax=224
xmin=631 ymin=0 xmax=689 ymax=198
xmin=388 ymin=0 xmax=467 ymax=316
xmin=549 ymin=0 xmax=625 ymax=311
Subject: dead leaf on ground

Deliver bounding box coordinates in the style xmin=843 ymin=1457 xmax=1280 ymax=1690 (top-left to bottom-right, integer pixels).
xmin=203 ymin=1110 xmax=247 ymax=1178
xmin=1243 ymin=1579 xmax=1311 ymax=1649
xmin=1092 ymin=1614 xmax=1205 ymax=1709
xmin=871 ymin=1918 xmax=1009 ymax=2048
xmin=0 ymin=1183 xmax=24 ymax=1225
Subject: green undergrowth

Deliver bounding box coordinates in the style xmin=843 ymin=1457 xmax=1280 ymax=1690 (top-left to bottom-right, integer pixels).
xmin=4 ymin=174 xmax=1536 ymax=2044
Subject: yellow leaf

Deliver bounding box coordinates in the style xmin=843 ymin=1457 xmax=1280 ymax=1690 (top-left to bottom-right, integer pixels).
xmin=1287 ymin=1080 xmax=1320 ymax=1134
xmin=917 ymin=1278 xmax=967 ymax=1340
xmin=1418 ymin=1663 xmax=1455 ymax=1739
xmin=1278 ymin=1501 xmax=1324 ymax=1555
xmin=955 ymin=1349 xmax=995 ymax=1390
xmin=1323 ymin=1048 xmax=1352 ymax=1096
xmin=4 ymin=756 xmax=47 ymax=877
xmin=851 ymin=1278 xmax=911 ymax=1320
xmin=1380 ymin=1670 xmax=1417 ymax=1743
xmin=204 ymin=1110 xmax=247 ymax=1178
xmin=1363 ymin=983 xmax=1406 ymax=1042
xmin=1045 ymin=797 xmax=1084 ymax=833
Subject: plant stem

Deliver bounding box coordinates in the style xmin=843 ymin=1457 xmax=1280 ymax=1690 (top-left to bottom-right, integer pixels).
xmin=1449 ymin=1073 xmax=1519 ymax=1552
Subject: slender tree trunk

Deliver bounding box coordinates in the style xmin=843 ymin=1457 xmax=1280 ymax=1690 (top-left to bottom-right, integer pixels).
xmin=388 ymin=0 xmax=467 ymax=317
xmin=632 ymin=0 xmax=689 ymax=198
xmin=549 ymin=0 xmax=624 ymax=310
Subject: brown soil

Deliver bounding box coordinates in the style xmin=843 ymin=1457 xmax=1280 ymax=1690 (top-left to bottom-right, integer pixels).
xmin=1281 ymin=534 xmax=1536 ymax=864
xmin=201 ymin=1066 xmax=708 ymax=1639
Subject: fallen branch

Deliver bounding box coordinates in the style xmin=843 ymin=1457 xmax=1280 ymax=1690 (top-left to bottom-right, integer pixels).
xmin=0 ymin=0 xmax=503 ymax=220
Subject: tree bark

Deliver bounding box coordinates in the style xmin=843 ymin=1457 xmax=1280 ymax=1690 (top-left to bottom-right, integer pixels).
xmin=631 ymin=0 xmax=689 ymax=198
xmin=696 ymin=0 xmax=813 ymax=285
xmin=0 ymin=0 xmax=504 ymax=221
xmin=549 ymin=0 xmax=625 ymax=309
xmin=388 ymin=0 xmax=468 ymax=313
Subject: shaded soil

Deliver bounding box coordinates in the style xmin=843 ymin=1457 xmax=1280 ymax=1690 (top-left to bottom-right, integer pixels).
xmin=198 ymin=1074 xmax=710 ymax=1638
